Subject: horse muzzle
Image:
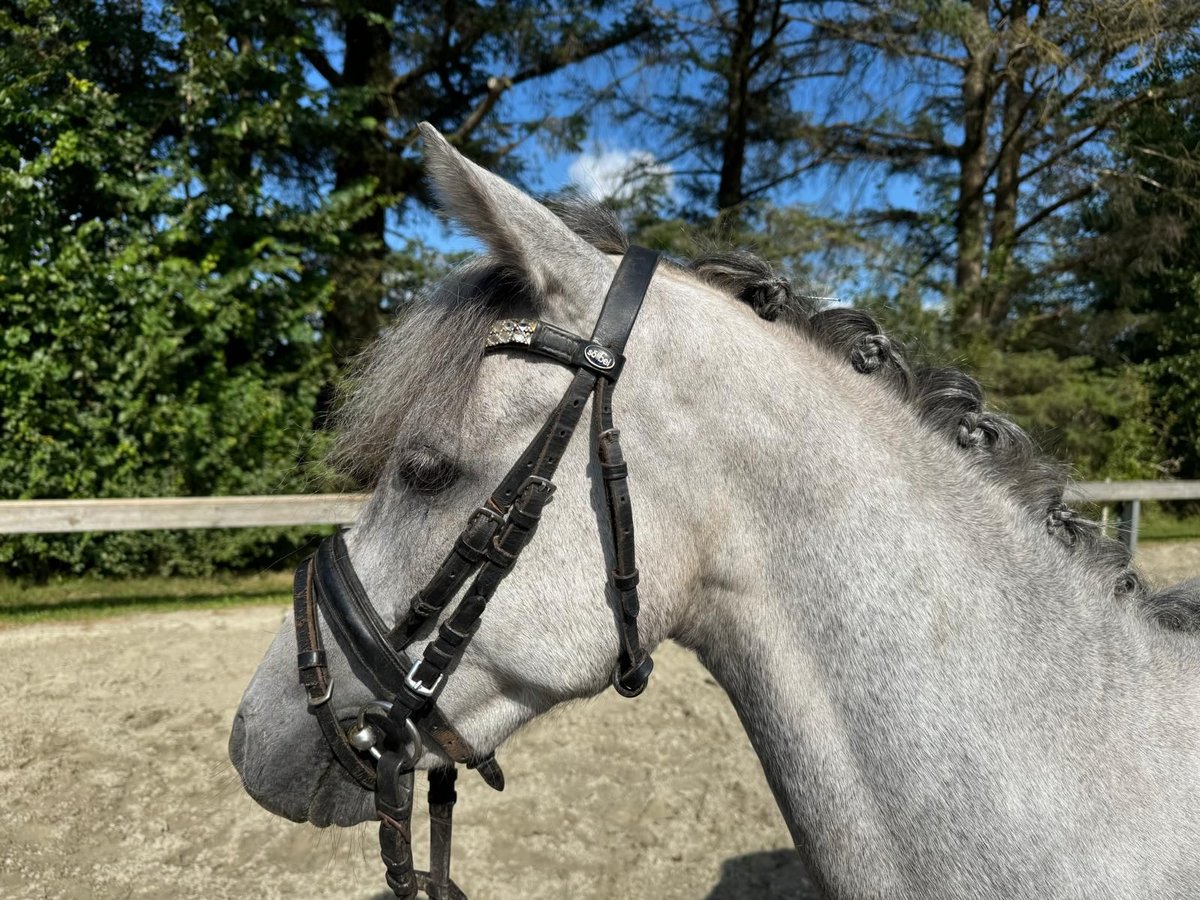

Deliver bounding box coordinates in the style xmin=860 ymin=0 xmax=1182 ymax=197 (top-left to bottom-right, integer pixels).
xmin=229 ymin=706 xmax=373 ymax=827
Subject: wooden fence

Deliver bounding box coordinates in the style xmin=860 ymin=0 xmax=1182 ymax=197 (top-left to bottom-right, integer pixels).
xmin=0 ymin=481 xmax=1198 ymax=552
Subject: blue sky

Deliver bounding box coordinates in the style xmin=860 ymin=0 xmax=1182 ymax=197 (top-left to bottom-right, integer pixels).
xmin=396 ymin=35 xmax=931 ymax=303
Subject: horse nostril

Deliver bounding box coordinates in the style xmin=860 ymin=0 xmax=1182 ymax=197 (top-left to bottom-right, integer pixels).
xmin=229 ymin=711 xmax=250 ymax=771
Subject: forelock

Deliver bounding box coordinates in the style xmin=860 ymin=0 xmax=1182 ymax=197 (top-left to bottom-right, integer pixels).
xmin=327 ymin=260 xmax=530 ymax=487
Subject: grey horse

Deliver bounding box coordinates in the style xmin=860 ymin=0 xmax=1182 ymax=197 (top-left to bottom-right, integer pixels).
xmin=231 ymin=125 xmax=1200 ymax=899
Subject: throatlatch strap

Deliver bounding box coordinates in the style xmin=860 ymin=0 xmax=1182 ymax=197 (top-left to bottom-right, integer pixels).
xmin=593 ymin=377 xmax=653 ymax=696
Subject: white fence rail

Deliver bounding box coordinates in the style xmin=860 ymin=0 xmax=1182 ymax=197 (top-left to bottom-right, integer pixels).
xmin=1064 ymin=481 xmax=1200 ymax=503
xmin=0 ymin=495 xmax=366 ymax=535
xmin=0 ymin=482 xmax=1197 ymax=552
xmin=1063 ymin=482 xmax=1200 ymax=554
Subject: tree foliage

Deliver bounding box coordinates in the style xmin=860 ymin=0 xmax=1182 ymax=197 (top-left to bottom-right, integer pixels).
xmin=0 ymin=0 xmax=654 ymax=579
xmin=0 ymin=0 xmax=341 ymax=576
xmin=791 ymin=0 xmax=1200 ymax=334
xmin=610 ymin=0 xmax=820 ymax=223
xmin=282 ymin=0 xmax=654 ymax=362
xmin=3 ymin=0 xmax=1198 ymax=580
xmin=1072 ymin=46 xmax=1200 ymax=479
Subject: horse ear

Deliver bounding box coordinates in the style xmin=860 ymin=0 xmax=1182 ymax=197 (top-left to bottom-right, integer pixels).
xmin=418 ymin=123 xmax=612 ymax=311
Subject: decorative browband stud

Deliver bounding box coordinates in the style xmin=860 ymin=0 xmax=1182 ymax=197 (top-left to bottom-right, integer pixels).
xmin=485 ymin=319 xmax=538 ymax=348
xmin=484 ymin=318 xmax=626 ymax=380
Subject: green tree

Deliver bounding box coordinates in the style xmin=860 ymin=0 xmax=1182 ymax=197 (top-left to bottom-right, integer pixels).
xmin=1072 ymin=47 xmax=1200 ymax=479
xmin=0 ymin=0 xmax=336 ymax=576
xmin=792 ymin=0 xmax=1200 ymax=336
xmin=281 ymin=0 xmax=655 ymax=362
xmin=612 ymin=0 xmax=824 ymax=224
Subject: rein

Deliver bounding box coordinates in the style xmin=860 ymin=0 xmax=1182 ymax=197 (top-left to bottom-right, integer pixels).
xmin=293 ymin=247 xmax=661 ymax=899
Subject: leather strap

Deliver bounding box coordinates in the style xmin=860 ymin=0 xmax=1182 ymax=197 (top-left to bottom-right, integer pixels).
xmin=391 ymin=246 xmax=661 ymax=723
xmin=593 ymin=377 xmax=653 ymax=696
xmin=293 ymin=559 xmax=378 ymax=789
xmin=311 ymin=534 xmax=481 ymax=766
xmin=488 ymin=368 xmax=599 ymax=510
xmin=589 ymin=246 xmax=658 ymax=352
xmin=293 ymin=246 xmax=661 ymax=900
xmin=486 ymin=319 xmax=626 ymax=380
xmin=418 ymin=768 xmax=466 ymax=900
xmin=387 ymin=476 xmax=557 ymax=729
xmin=376 ymin=751 xmax=419 ymax=899
xmin=392 ymin=507 xmax=503 ymax=644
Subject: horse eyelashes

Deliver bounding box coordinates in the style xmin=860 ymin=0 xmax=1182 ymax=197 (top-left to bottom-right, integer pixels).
xmin=396 ymin=447 xmax=460 ymax=496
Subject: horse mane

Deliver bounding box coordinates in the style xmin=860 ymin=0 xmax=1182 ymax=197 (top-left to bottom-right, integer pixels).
xmin=333 ymin=199 xmax=1200 ymax=634
xmin=556 ymin=201 xmax=1199 ymax=633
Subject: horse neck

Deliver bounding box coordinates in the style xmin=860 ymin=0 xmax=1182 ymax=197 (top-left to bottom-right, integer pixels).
xmin=662 ymin=323 xmax=1200 ymax=897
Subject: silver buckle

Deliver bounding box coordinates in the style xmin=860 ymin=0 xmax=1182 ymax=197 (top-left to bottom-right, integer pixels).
xmin=405 ymin=659 xmax=444 ymax=698
xmin=470 ymin=505 xmax=505 ymax=527
xmin=518 ymin=475 xmax=556 ymax=497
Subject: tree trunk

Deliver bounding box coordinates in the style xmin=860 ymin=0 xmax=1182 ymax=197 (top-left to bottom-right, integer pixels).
xmin=716 ymin=0 xmax=760 ymax=221
xmin=327 ymin=0 xmax=396 ymax=366
xmin=987 ymin=0 xmax=1031 ymax=330
xmin=955 ymin=0 xmax=994 ymax=327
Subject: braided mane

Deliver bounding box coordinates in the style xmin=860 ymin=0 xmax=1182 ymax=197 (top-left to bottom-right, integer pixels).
xmin=555 ymin=201 xmax=1200 ymax=634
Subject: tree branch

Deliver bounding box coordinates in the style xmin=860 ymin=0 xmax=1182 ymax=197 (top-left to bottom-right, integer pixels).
xmin=809 ymin=122 xmax=960 ymax=161
xmin=1013 ymin=181 xmax=1096 ymax=239
xmin=798 ymin=14 xmax=969 ymax=68
xmin=506 ymin=19 xmax=653 ymax=89
xmin=451 ymin=76 xmax=513 ymax=141
xmin=300 ymin=46 xmax=342 ymax=88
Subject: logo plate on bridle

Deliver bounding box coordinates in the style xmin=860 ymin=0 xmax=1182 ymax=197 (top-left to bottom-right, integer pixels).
xmin=584 ymin=344 xmax=616 ymax=370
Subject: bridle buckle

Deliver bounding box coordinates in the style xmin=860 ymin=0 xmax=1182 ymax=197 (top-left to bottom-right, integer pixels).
xmin=307 ymin=677 xmax=334 ymax=707
xmin=405 ymin=659 xmax=445 ymax=698
xmin=517 ymin=474 xmax=556 ymax=497
xmin=469 ymin=505 xmax=505 ymax=528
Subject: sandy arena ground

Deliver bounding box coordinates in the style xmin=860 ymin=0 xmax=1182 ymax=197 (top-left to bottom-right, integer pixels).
xmin=2 ymin=542 xmax=1197 ymax=900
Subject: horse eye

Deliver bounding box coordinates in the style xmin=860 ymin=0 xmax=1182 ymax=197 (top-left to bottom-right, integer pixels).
xmin=396 ymin=448 xmax=460 ymax=496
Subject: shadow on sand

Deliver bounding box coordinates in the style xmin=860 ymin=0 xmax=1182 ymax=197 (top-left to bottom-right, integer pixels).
xmin=363 ymin=849 xmax=820 ymax=900
xmin=705 ymin=848 xmax=821 ymax=900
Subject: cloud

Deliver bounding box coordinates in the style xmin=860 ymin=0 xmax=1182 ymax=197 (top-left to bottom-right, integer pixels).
xmin=567 ymin=149 xmax=673 ymax=203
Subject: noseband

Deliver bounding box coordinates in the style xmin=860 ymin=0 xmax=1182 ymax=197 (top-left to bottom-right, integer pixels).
xmin=293 ymin=247 xmax=661 ymax=899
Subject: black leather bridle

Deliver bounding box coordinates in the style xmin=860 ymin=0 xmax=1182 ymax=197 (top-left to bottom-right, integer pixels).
xmin=292 ymin=247 xmax=661 ymax=899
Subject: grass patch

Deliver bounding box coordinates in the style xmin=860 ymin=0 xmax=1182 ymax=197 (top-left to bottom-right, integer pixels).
xmin=1140 ymin=503 xmax=1200 ymax=542
xmin=0 ymin=570 xmax=291 ymax=625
